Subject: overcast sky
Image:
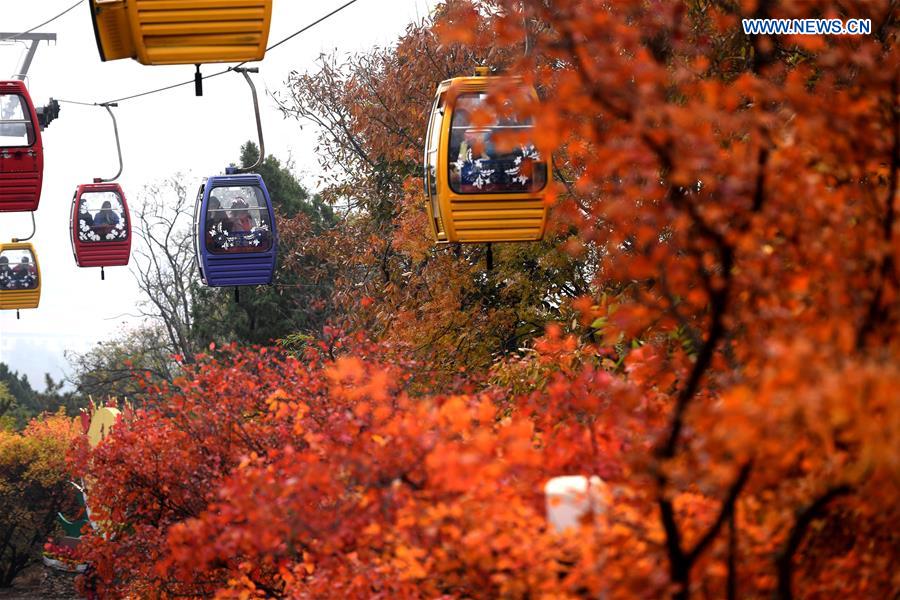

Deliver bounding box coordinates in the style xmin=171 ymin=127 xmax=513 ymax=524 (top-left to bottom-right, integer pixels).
xmin=0 ymin=0 xmax=436 ymax=388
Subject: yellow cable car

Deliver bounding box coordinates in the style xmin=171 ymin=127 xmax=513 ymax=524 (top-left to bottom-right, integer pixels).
xmin=424 ymin=68 xmax=549 ymax=244
xmin=0 ymin=242 xmax=41 ymax=314
xmin=89 ymin=0 xmax=273 ymax=65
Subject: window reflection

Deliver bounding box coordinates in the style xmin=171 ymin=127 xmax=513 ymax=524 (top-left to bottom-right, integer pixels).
xmin=0 ymin=94 xmax=34 ymax=147
xmin=205 ymin=186 xmax=273 ymax=254
xmin=0 ymin=249 xmax=38 ymax=290
xmin=448 ymin=93 xmax=547 ymax=195
xmin=78 ymin=191 xmax=128 ymax=243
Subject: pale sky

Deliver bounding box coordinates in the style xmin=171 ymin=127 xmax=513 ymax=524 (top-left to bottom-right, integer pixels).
xmin=0 ymin=0 xmax=436 ymax=388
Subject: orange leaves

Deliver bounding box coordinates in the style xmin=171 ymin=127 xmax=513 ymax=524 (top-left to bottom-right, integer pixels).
xmin=439 ymin=396 xmax=472 ymax=434
xmin=533 ymin=108 xmax=563 ymax=154
xmin=326 ymin=356 xmax=394 ymax=405
xmin=433 ymin=3 xmax=479 ymax=44
xmin=393 ymin=545 xmax=428 ymax=581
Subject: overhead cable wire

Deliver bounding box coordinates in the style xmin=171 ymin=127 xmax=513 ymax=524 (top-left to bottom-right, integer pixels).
xmin=262 ymin=0 xmax=362 ymax=54
xmin=100 ymin=68 xmax=232 ymax=104
xmin=0 ymin=0 xmax=86 ymax=41
xmin=57 ymin=0 xmax=363 ymax=107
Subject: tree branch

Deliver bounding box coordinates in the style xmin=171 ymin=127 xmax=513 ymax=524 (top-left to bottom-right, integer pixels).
xmin=775 ymin=485 xmax=853 ymax=600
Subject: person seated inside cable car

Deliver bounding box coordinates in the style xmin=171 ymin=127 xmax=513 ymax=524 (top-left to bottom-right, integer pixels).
xmin=205 ymin=190 xmax=273 ymax=254
xmin=448 ymin=95 xmax=545 ymax=194
xmin=0 ymin=256 xmax=11 ymax=289
xmin=205 ymin=196 xmax=230 ymax=250
xmin=227 ymin=198 xmax=255 ymax=232
xmin=450 ymin=106 xmax=501 ymax=191
xmin=91 ymin=200 xmax=121 ymax=239
xmin=79 ymin=207 xmax=94 ymax=230
xmin=11 ymin=256 xmax=37 ymax=289
xmin=222 ymin=198 xmax=261 ymax=253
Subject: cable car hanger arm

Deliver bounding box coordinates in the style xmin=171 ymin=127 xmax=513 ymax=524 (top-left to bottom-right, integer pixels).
xmin=232 ymin=67 xmax=264 ymax=173
xmin=98 ymin=102 xmax=123 ymax=182
xmin=12 ymin=212 xmax=36 ymax=243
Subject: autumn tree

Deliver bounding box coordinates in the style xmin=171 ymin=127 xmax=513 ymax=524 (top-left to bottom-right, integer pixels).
xmin=467 ymin=0 xmax=900 ymax=596
xmin=0 ymin=413 xmax=80 ymax=587
xmin=276 ymin=10 xmax=589 ymax=375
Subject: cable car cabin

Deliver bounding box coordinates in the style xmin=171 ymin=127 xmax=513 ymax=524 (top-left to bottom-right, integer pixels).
xmin=424 ymin=74 xmax=549 ymax=243
xmin=193 ymin=174 xmax=277 ymax=287
xmin=70 ymin=183 xmax=132 ymax=270
xmin=89 ymin=0 xmax=273 ymax=65
xmin=0 ymin=81 xmax=43 ymax=212
xmin=0 ymin=243 xmax=41 ymax=311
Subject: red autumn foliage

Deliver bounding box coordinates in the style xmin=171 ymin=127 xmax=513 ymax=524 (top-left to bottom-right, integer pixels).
xmin=72 ymin=1 xmax=900 ymax=598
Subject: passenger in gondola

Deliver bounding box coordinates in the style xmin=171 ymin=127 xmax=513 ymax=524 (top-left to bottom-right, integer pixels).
xmin=455 ymin=128 xmax=494 ymax=191
xmin=12 ymin=256 xmax=36 ymax=289
xmin=227 ymin=198 xmax=255 ymax=232
xmin=206 ymin=196 xmax=229 ymax=250
xmin=224 ymin=198 xmax=257 ymax=252
xmin=452 ymin=108 xmax=471 ymax=161
xmin=79 ymin=207 xmax=94 ymax=229
xmin=93 ymin=200 xmax=120 ymax=228
xmin=0 ymin=256 xmax=11 ymax=289
xmin=91 ymin=200 xmax=121 ymax=240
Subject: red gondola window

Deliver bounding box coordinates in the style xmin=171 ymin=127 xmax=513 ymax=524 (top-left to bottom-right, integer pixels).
xmin=447 ymin=93 xmax=546 ymax=195
xmin=0 ymin=247 xmax=38 ymax=290
xmin=0 ymin=94 xmax=35 ymax=147
xmin=77 ymin=191 xmax=129 ymax=243
xmin=206 ymin=185 xmax=273 ymax=255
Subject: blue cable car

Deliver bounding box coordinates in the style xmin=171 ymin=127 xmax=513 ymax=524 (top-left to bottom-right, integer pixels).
xmin=192 ymin=67 xmax=277 ymax=289
xmin=192 ymin=171 xmax=277 ymax=287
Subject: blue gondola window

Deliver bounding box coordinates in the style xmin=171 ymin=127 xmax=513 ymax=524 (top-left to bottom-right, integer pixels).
xmin=205 ymin=185 xmax=273 ymax=255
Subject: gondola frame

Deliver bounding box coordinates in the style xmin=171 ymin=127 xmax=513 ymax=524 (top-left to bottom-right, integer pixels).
xmin=69 ymin=182 xmax=132 ymax=269
xmin=0 ymin=242 xmax=41 ymax=311
xmin=88 ymin=0 xmax=273 ymax=66
xmin=424 ymin=74 xmax=549 ymax=244
xmin=0 ymin=80 xmax=43 ymax=213
xmin=192 ymin=173 xmax=278 ymax=287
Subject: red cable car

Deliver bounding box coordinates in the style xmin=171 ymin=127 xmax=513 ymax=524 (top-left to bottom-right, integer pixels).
xmin=0 ymin=80 xmax=43 ymax=212
xmin=69 ymin=181 xmax=131 ymax=277
xmin=68 ymin=104 xmax=131 ymax=279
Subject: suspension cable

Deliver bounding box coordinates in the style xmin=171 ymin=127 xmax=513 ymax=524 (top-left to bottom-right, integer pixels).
xmin=0 ymin=0 xmax=85 ymax=41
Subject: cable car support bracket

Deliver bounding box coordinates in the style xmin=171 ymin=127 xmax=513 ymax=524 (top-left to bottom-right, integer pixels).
xmin=96 ymin=102 xmax=123 ymax=183
xmin=0 ymin=32 xmax=56 ymax=80
xmin=231 ymin=67 xmax=265 ymax=173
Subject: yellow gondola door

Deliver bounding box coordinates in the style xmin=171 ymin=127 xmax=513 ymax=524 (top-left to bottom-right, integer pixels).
xmin=0 ymin=242 xmax=41 ymax=315
xmin=424 ymin=92 xmax=448 ymax=242
xmin=425 ymin=72 xmax=549 ymax=244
